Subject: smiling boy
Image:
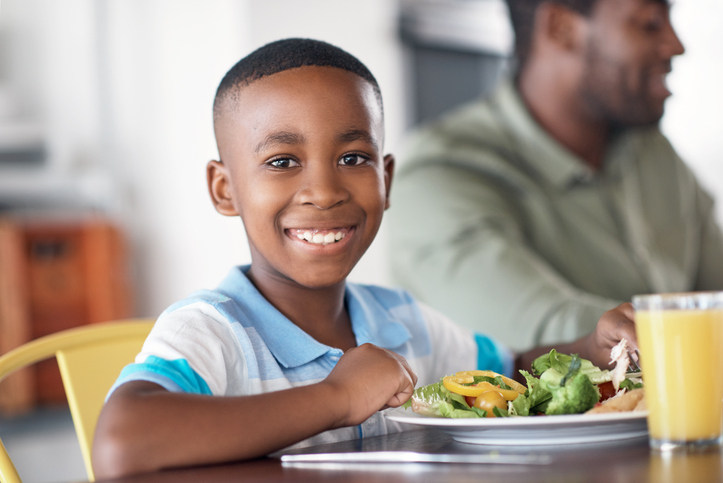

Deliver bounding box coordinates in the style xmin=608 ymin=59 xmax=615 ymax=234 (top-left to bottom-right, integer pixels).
xmin=92 ymin=38 xmax=637 ymax=479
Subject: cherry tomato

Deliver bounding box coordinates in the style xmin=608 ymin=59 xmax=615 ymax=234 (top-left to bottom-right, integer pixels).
xmin=598 ymin=381 xmax=616 ymax=402
xmin=473 ymin=390 xmax=506 ymax=418
xmin=465 ymin=396 xmax=476 ymax=407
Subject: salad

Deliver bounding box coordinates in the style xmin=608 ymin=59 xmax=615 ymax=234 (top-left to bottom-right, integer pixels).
xmin=404 ymin=346 xmax=643 ymax=419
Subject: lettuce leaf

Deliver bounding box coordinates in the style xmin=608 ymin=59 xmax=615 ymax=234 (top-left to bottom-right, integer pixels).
xmin=619 ymin=378 xmax=643 ymax=391
xmin=510 ymin=370 xmax=551 ymax=416
xmin=532 ymin=349 xmax=611 ymax=384
xmin=404 ymin=380 xmax=484 ymax=418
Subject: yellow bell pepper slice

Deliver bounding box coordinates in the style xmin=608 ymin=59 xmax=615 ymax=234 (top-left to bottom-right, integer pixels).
xmin=442 ymin=371 xmax=526 ymax=401
xmin=456 ymin=370 xmax=527 ymax=394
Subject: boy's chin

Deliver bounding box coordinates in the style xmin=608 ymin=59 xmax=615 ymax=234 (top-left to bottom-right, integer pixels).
xmin=288 ymin=268 xmax=352 ymax=290
xmin=251 ymin=261 xmax=354 ymax=290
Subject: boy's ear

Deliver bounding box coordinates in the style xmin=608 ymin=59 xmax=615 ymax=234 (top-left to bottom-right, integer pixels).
xmin=383 ymin=154 xmax=395 ymax=210
xmin=207 ymin=160 xmax=239 ymax=216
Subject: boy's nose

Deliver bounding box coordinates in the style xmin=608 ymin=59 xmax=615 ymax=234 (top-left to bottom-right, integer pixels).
xmin=297 ymin=165 xmax=350 ymax=209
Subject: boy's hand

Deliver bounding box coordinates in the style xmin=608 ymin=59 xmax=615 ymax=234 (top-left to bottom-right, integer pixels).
xmin=322 ymin=343 xmax=417 ymax=428
xmin=585 ymin=302 xmax=637 ymax=369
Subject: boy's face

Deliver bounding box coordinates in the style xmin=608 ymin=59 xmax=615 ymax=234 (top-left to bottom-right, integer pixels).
xmin=209 ymin=66 xmax=393 ymax=289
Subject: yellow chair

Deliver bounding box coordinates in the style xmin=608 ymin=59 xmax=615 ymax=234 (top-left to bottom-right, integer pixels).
xmin=0 ymin=319 xmax=154 ymax=483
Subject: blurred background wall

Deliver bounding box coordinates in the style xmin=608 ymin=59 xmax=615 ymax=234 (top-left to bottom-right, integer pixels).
xmin=0 ymin=0 xmax=721 ymax=321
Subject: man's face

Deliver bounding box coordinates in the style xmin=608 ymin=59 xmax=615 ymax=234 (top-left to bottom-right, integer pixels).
xmin=211 ymin=66 xmax=392 ymax=290
xmin=578 ymin=0 xmax=685 ymax=127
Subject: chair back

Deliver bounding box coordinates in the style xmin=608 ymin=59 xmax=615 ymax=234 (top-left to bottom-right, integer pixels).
xmin=0 ymin=319 xmax=154 ymax=483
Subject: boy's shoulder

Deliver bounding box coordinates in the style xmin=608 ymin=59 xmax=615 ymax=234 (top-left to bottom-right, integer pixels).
xmin=161 ymin=266 xmax=274 ymax=326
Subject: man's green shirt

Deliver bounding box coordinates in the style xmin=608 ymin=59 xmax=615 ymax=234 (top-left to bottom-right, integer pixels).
xmin=389 ymin=80 xmax=723 ymax=352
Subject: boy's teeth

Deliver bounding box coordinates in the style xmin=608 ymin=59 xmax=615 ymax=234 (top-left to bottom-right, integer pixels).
xmin=293 ymin=229 xmax=347 ymax=245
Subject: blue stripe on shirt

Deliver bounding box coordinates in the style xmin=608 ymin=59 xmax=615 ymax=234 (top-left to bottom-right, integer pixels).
xmin=474 ymin=333 xmax=506 ymax=375
xmin=113 ymin=355 xmax=213 ymax=396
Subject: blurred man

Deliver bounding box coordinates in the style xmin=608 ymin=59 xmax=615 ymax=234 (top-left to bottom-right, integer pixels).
xmin=389 ymin=0 xmax=723 ymax=352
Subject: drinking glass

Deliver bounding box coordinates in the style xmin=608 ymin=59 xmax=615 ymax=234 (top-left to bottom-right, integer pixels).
xmin=633 ymin=291 xmax=723 ymax=451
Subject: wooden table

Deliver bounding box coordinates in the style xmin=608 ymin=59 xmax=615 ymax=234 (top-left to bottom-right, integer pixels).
xmin=97 ymin=428 xmax=723 ymax=483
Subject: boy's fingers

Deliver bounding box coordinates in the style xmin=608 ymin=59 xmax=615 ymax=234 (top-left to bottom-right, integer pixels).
xmin=397 ymin=354 xmax=418 ymax=388
xmin=383 ymin=346 xmax=418 ymax=387
xmin=384 ymin=351 xmax=417 ymax=409
xmin=383 ymin=381 xmax=416 ymax=409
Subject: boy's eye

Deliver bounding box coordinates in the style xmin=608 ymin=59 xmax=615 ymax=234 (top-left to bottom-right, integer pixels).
xmin=339 ymin=154 xmax=368 ymax=166
xmin=268 ymin=157 xmax=299 ymax=168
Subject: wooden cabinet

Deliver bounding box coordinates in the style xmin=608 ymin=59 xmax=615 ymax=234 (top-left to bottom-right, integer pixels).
xmin=0 ymin=216 xmax=133 ymax=413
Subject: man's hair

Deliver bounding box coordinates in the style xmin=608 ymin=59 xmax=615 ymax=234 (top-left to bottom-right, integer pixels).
xmin=505 ymin=0 xmax=598 ymax=69
xmin=213 ymin=38 xmax=382 ymax=120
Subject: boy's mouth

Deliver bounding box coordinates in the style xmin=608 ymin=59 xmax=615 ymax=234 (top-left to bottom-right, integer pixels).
xmin=288 ymin=228 xmax=349 ymax=245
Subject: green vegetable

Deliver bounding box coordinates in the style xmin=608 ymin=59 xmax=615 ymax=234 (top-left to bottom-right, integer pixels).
xmin=538 ymin=354 xmax=600 ymax=415
xmin=532 ymin=349 xmax=612 ymax=384
xmin=531 ymin=354 xmax=552 ymax=375
xmin=403 ymin=380 xmax=489 ymax=418
xmin=544 ymin=372 xmax=599 ymax=415
xmin=492 ymin=406 xmax=508 ymax=417
xmin=407 ymin=349 xmax=624 ymax=419
xmin=619 ymin=378 xmax=643 ymax=391
xmin=510 ymin=370 xmax=551 ymax=416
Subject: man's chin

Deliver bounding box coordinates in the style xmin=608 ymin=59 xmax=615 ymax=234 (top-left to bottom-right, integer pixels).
xmin=609 ymin=102 xmax=665 ymax=130
xmin=611 ymin=116 xmax=661 ymax=132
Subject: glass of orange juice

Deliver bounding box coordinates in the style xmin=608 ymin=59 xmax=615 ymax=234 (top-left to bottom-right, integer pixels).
xmin=633 ymin=292 xmax=723 ymax=451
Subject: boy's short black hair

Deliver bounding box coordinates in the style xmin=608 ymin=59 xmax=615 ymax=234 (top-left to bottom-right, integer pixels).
xmin=213 ymin=38 xmax=382 ymax=121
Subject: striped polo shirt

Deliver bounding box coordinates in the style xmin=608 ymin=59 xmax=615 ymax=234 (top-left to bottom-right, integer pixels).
xmin=110 ymin=265 xmax=513 ymax=450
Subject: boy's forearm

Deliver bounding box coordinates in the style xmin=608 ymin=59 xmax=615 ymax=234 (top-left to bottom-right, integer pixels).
xmin=92 ymin=380 xmax=347 ymax=479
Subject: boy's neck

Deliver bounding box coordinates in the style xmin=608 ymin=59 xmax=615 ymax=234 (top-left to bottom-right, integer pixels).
xmin=246 ymin=267 xmax=357 ymax=352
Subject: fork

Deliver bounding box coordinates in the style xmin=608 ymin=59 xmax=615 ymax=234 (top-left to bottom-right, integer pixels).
xmin=627 ymin=349 xmax=642 ymax=376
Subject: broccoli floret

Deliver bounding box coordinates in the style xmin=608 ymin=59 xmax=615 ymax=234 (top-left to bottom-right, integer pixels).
xmin=543 ymin=372 xmax=600 ymax=415
xmin=538 ymin=354 xmax=600 ymax=415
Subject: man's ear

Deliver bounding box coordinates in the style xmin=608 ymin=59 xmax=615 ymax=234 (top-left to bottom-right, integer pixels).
xmin=383 ymin=154 xmax=395 ymax=210
xmin=207 ymin=160 xmax=239 ymax=216
xmin=537 ymin=2 xmax=587 ymax=55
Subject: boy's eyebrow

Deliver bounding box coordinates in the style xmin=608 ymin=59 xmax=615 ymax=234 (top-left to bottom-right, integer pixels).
xmin=254 ymin=131 xmax=306 ymax=154
xmin=338 ymin=129 xmax=378 ymax=150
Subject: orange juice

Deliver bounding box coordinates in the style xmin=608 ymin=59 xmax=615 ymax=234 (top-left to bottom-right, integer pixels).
xmin=636 ymin=308 xmax=723 ymax=444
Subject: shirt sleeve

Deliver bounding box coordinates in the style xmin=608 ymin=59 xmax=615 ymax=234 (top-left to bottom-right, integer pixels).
xmin=108 ymin=302 xmax=246 ymax=397
xmin=389 ymin=163 xmax=619 ymax=353
xmin=416 ymin=301 xmax=514 ymax=379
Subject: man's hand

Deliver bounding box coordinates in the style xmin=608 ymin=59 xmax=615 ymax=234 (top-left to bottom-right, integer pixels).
xmin=321 ymin=343 xmax=418 ymax=428
xmin=584 ymin=302 xmax=637 ymax=369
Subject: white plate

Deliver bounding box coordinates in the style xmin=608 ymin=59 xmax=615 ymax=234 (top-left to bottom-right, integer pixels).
xmin=385 ymin=408 xmax=648 ymax=445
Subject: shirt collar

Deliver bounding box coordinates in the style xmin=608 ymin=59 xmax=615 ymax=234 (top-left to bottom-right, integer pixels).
xmin=495 ymin=80 xmax=630 ymax=188
xmin=345 ymin=284 xmax=412 ymax=349
xmin=216 ymin=266 xmax=411 ymax=369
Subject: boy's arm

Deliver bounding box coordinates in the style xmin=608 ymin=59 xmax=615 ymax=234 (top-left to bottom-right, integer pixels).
xmin=92 ymin=343 xmax=417 ymax=479
xmin=514 ymin=303 xmax=637 ymax=380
